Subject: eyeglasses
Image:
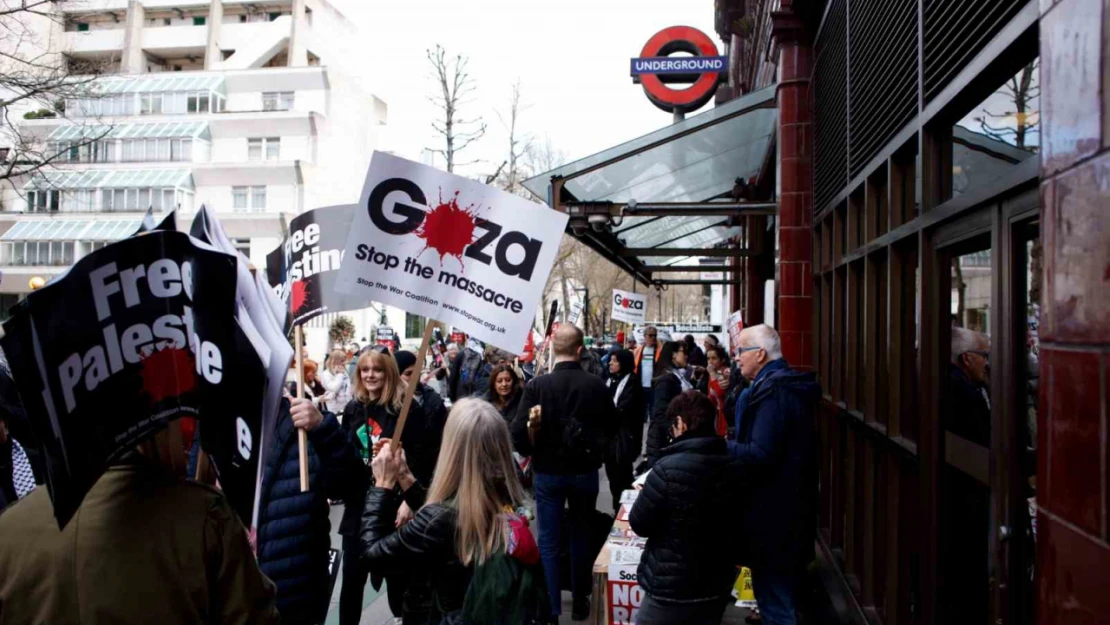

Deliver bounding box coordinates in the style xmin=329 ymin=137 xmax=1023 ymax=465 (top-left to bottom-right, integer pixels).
xmin=737 ymin=346 xmax=762 ymax=354
xmin=965 ymin=349 xmax=990 ymax=361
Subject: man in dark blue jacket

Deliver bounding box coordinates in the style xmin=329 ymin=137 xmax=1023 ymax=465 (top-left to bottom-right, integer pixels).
xmin=256 ymin=396 xmax=366 ymax=625
xmin=728 ymin=324 xmax=820 ymax=625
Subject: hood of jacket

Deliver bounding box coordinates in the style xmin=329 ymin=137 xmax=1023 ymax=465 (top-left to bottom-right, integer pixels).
xmin=747 ymin=362 xmax=820 ymax=407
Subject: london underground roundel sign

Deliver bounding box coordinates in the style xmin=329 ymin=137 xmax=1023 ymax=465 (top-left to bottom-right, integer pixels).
xmin=631 ymin=26 xmax=728 ymax=114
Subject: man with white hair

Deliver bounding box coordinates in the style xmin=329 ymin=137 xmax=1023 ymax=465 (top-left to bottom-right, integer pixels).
xmin=728 ymin=324 xmax=820 ymax=625
xmin=942 ymin=327 xmax=991 ymax=621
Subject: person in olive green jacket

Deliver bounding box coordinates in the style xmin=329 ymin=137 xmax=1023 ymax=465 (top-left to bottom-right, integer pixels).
xmin=0 ymin=441 xmax=279 ymax=625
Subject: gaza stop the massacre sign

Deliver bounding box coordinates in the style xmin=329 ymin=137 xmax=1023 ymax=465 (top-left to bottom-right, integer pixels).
xmin=335 ymin=152 xmax=568 ymax=347
xmin=611 ymin=288 xmax=647 ymax=325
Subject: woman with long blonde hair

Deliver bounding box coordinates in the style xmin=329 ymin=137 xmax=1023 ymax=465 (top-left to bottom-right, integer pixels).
xmin=361 ymin=399 xmax=550 ymax=624
xmin=320 ymin=349 xmax=353 ymax=414
xmin=337 ymin=348 xmax=436 ymax=625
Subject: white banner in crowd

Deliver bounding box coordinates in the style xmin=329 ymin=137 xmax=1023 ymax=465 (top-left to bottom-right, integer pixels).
xmin=727 ymin=309 xmax=745 ymax=352
xmin=335 ymin=152 xmax=568 ymax=347
xmin=611 ymin=288 xmax=647 ymax=324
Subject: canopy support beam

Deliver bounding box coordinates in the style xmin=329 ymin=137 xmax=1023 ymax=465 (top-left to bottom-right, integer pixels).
xmin=621 ymin=247 xmax=753 ymax=257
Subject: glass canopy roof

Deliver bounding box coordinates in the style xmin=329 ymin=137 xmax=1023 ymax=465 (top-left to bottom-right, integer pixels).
xmin=25 ymin=169 xmax=195 ymax=191
xmin=523 ymin=85 xmax=777 ymax=280
xmin=2 ymin=219 xmax=139 ymax=242
xmin=92 ymin=74 xmax=227 ymax=97
xmin=48 ymin=121 xmax=210 ymax=141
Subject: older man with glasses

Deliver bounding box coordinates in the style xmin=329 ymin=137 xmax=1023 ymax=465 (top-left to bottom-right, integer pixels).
xmin=727 ymin=325 xmax=820 ymax=625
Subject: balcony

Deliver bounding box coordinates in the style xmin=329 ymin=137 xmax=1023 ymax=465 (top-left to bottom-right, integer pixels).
xmin=65 ymin=28 xmax=126 ymax=57
xmin=141 ymin=24 xmax=208 ymax=57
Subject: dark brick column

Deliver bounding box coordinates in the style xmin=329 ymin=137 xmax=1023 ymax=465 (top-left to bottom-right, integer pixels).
xmin=773 ymin=2 xmax=814 ymax=371
xmin=1037 ymin=0 xmax=1110 ymax=621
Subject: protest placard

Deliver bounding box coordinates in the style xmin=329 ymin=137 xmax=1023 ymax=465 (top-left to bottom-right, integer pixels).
xmin=727 ymin=309 xmax=745 ymax=352
xmin=0 ymin=231 xmax=248 ymax=526
xmin=608 ymin=563 xmax=644 ymax=625
xmin=265 ymin=204 xmax=366 ymax=327
xmin=611 ymin=289 xmax=647 ymax=325
xmin=335 ymin=151 xmax=568 ymax=349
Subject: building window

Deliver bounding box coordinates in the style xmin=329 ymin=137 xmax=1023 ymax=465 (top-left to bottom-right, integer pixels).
xmin=77 ymin=23 xmax=89 ymax=32
xmin=269 ymin=12 xmax=281 ymax=21
xmin=140 ymin=93 xmax=163 ymax=115
xmin=262 ymin=92 xmax=294 ymax=111
xmin=26 ymin=190 xmax=60 ymax=213
xmin=248 ymin=137 xmax=280 ymax=161
xmin=100 ymin=187 xmax=176 ymax=212
xmin=1 ymin=241 xmax=74 ymax=266
xmin=120 ymin=138 xmax=192 ymax=162
xmin=231 ymin=238 xmax=251 ymax=258
xmin=193 ymin=16 xmax=206 ymax=26
xmin=232 ymin=186 xmax=266 ymax=211
xmin=405 ymin=313 xmax=425 ymax=339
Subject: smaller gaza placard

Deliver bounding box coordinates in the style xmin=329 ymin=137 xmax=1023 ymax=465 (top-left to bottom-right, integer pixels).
xmin=611 ymin=288 xmax=648 ymax=324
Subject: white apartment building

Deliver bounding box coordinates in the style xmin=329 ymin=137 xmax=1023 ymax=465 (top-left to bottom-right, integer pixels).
xmin=0 ymin=0 xmax=390 ymax=354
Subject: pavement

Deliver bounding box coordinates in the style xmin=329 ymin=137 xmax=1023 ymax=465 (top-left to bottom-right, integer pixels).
xmin=321 ymin=456 xmax=754 ymax=625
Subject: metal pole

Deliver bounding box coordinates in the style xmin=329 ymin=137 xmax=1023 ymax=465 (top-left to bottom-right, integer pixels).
xmin=672 ymin=109 xmax=685 ymax=124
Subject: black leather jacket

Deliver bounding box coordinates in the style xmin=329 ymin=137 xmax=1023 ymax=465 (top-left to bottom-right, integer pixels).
xmin=360 ymin=485 xmax=471 ymax=621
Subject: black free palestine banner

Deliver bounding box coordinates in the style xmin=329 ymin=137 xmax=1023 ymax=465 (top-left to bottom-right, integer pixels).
xmin=334 ymin=152 xmax=568 ymax=348
xmin=0 ymin=231 xmax=258 ymax=527
xmin=266 ymin=205 xmax=367 ymax=327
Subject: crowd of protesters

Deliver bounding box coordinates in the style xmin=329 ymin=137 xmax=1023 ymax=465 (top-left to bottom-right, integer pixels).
xmin=0 ymin=318 xmax=821 ymax=625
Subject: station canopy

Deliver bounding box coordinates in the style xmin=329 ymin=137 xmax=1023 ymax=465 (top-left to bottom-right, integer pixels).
xmin=523 ymin=85 xmax=777 ymax=286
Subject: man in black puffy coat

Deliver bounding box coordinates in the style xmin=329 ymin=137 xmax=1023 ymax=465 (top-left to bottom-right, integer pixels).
xmin=629 ymin=390 xmax=747 ymax=625
xmin=256 ymin=396 xmax=366 ymax=625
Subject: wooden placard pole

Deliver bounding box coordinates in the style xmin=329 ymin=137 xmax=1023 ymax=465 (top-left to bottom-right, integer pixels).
xmin=392 ymin=320 xmax=439 ymax=447
xmin=294 ymin=325 xmax=309 ymax=492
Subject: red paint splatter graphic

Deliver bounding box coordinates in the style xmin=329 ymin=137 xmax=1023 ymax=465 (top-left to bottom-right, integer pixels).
xmin=291 ymin=279 xmax=310 ymax=312
xmin=415 ymin=190 xmax=478 ymax=267
xmin=140 ymin=347 xmax=198 ymax=404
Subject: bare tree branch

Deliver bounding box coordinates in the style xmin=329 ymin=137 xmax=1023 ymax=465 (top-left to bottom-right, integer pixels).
xmin=425 ymin=44 xmax=486 ymax=173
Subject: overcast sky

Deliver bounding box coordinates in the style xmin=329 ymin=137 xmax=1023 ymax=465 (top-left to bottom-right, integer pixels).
xmin=333 ymin=0 xmax=717 ymax=185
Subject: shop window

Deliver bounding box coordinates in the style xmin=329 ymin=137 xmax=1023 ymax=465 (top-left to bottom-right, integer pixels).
xmin=77 ymin=23 xmax=89 ymax=32
xmin=193 ymin=16 xmax=206 ymax=26
xmin=952 ymin=59 xmax=1040 ymax=198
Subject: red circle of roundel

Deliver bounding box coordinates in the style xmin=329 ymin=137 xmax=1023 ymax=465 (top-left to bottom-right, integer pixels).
xmin=639 ymin=26 xmax=721 ymax=110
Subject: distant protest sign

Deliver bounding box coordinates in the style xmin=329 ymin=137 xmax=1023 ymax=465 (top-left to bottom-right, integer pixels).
xmin=727 ymin=309 xmax=745 ymax=352
xmin=611 ymin=289 xmax=647 ymax=325
xmin=335 ymin=152 xmax=568 ymax=347
xmin=266 ymin=205 xmax=366 ymax=327
xmin=0 ymin=231 xmax=240 ymax=526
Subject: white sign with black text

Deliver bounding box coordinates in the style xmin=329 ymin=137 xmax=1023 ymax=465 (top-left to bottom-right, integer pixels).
xmin=335 ymin=152 xmax=568 ymax=347
xmin=611 ymin=288 xmax=647 ymax=324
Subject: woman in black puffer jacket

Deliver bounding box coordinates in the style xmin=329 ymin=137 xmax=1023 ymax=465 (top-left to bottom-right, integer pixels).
xmin=629 ymin=390 xmax=748 ymax=625
xmin=361 ymin=399 xmax=549 ymax=625
xmin=640 ymin=341 xmax=691 ymax=470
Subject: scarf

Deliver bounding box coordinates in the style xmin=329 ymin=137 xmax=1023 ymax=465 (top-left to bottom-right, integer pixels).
xmin=673 ymin=369 xmax=693 ymax=392
xmin=10 ymin=439 xmax=34 ymax=498
xmin=610 ymin=374 xmax=631 ymax=407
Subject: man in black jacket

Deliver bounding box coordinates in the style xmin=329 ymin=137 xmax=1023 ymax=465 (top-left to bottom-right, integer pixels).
xmin=630 ymin=390 xmax=746 ymax=625
xmin=512 ymin=324 xmax=615 ymax=622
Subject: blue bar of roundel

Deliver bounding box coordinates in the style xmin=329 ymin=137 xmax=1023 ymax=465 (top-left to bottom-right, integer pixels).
xmin=629 ymin=56 xmax=729 ymax=76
